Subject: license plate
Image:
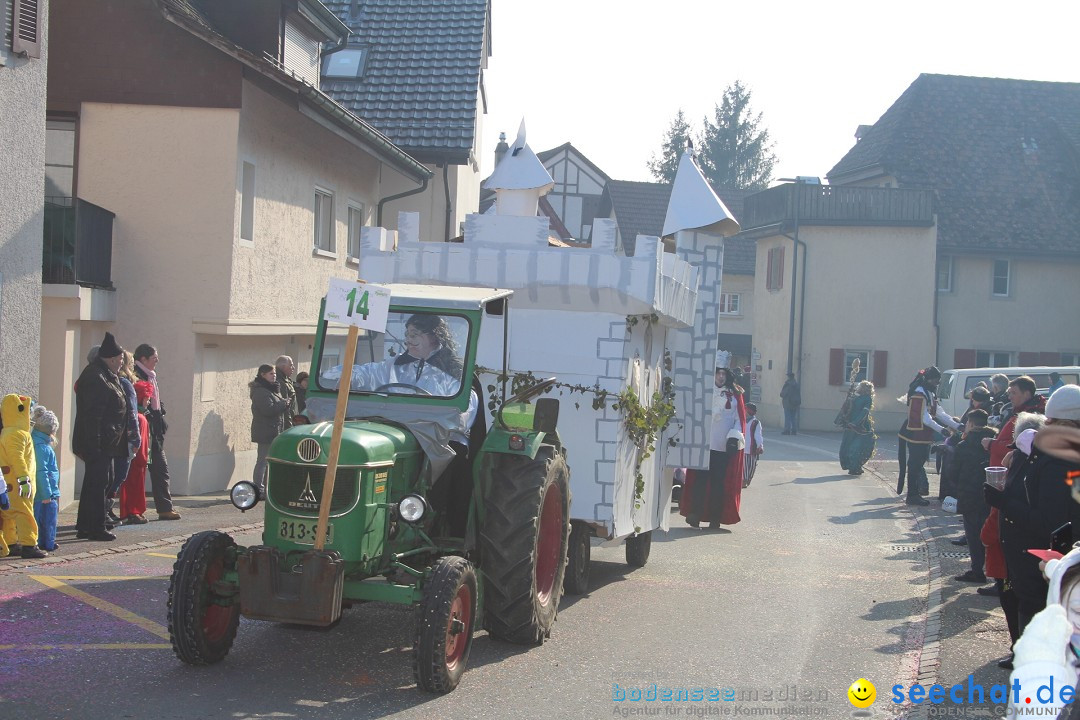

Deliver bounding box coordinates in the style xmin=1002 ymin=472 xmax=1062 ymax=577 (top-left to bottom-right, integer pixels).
xmin=277 ymin=518 xmax=333 ymax=545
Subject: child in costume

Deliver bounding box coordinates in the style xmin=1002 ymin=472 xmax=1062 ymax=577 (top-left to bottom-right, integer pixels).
xmin=119 ymin=381 xmax=153 ymax=524
xmin=1 ymin=393 xmax=47 ymax=559
xmin=32 ymin=406 xmax=61 ymax=551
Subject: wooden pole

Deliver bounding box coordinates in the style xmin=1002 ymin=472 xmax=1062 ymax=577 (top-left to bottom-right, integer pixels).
xmin=314 ymin=323 xmax=359 ymax=551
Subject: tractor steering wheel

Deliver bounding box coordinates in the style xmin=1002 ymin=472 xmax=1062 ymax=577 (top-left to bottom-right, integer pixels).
xmin=374 ymin=382 xmax=432 ymax=396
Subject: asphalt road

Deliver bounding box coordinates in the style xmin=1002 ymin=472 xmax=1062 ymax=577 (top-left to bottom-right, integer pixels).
xmin=1 ymin=431 xmax=931 ymax=720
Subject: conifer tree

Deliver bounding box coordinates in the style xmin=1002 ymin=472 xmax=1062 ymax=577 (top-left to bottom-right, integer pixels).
xmin=646 ymin=109 xmax=693 ymax=183
xmin=698 ymin=80 xmax=776 ymax=190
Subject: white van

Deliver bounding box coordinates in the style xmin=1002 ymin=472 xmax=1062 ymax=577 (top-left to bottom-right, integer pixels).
xmin=938 ymin=366 xmax=1080 ymax=419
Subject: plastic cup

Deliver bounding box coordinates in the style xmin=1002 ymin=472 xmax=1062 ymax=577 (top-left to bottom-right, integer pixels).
xmin=985 ymin=466 xmax=1008 ymax=490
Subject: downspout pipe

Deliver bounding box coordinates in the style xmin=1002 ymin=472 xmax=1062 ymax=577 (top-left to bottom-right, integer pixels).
xmin=377 ymin=174 xmax=429 ymax=228
xmin=780 ymin=230 xmax=807 ymax=384
xmin=443 ymin=161 xmax=452 ymax=242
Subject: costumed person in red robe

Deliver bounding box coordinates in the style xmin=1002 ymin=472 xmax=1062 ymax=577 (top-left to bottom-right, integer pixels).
xmin=897 ymin=366 xmax=960 ymax=506
xmin=681 ymin=351 xmax=746 ymax=528
xmin=118 ymin=381 xmax=153 ymax=524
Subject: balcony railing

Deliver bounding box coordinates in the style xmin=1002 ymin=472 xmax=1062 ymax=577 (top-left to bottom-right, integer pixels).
xmin=740 ymin=183 xmax=934 ymax=231
xmin=43 ymin=197 xmax=115 ymax=288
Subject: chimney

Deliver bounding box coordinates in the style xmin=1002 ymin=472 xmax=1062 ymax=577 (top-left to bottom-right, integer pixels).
xmin=854 ymin=124 xmax=873 ymax=141
xmin=494 ymin=131 xmax=509 ymax=168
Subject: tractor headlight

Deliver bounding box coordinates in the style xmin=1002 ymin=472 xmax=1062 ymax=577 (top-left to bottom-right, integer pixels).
xmin=231 ymin=481 xmax=260 ymax=512
xmin=397 ymin=494 xmax=428 ymax=524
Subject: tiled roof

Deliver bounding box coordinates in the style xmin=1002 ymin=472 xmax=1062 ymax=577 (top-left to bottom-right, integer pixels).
xmin=321 ymin=0 xmax=490 ymax=163
xmin=828 ymin=74 xmax=1080 ymax=256
xmin=599 ymin=180 xmax=756 ymax=275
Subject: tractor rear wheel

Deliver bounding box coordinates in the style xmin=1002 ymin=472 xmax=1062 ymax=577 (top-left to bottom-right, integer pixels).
xmin=563 ymin=522 xmax=591 ymax=595
xmin=413 ymin=556 xmax=476 ymax=694
xmin=168 ymin=531 xmax=240 ymax=665
xmin=625 ymin=530 xmax=652 ymax=568
xmin=481 ymin=448 xmax=570 ymax=645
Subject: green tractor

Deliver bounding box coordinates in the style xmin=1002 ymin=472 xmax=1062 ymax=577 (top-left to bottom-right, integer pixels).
xmin=167 ymin=285 xmax=570 ymax=693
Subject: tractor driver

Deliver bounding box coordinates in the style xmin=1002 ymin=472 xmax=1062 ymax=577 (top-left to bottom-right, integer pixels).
xmin=323 ymin=314 xmax=479 ymax=535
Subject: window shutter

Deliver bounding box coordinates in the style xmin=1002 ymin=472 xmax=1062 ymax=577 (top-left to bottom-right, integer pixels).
xmin=1040 ymin=352 xmax=1061 ymax=365
xmin=765 ymin=250 xmax=774 ymax=290
xmin=829 ymin=348 xmax=844 ymax=385
xmin=953 ymin=348 xmax=977 ymax=369
xmin=778 ymin=247 xmax=785 ymax=289
xmin=1018 ymin=351 xmax=1040 ymax=366
xmin=872 ymin=350 xmax=888 ymax=388
xmin=12 ymin=0 xmax=41 ymax=59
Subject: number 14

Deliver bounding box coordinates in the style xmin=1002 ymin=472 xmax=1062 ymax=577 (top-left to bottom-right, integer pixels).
xmin=346 ymin=288 xmax=370 ymax=319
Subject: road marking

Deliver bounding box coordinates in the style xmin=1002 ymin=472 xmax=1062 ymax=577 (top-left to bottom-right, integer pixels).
xmin=32 ymin=575 xmax=170 ymax=580
xmin=28 ymin=575 xmax=171 ymax=640
xmin=145 ymin=553 xmax=177 ymax=558
xmin=0 ymin=643 xmax=170 ymax=651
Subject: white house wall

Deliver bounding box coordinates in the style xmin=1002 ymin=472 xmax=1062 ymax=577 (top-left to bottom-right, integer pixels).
xmin=936 ymin=254 xmax=1080 ymax=368
xmin=0 ymin=3 xmax=48 ymax=399
xmin=73 ymin=84 xmax=395 ymax=494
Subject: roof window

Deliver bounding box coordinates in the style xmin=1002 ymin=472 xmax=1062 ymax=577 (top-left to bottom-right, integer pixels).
xmin=322 ymin=48 xmax=367 ymax=79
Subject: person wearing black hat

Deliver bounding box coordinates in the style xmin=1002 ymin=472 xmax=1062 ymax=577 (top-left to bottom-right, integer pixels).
xmin=897 ymin=366 xmax=961 ymax=506
xmin=72 ymin=332 xmax=129 ymax=541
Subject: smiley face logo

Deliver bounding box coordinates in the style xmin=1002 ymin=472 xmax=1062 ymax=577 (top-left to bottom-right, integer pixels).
xmin=847 ymin=678 xmax=876 ymax=708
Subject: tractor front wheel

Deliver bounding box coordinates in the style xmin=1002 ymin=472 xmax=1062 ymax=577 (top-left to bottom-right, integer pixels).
xmin=168 ymin=531 xmax=241 ymax=665
xmin=481 ymin=448 xmax=570 ymax=645
xmin=413 ymin=556 xmax=477 ymax=693
xmin=625 ymin=530 xmax=652 ymax=568
xmin=564 ymin=522 xmax=591 ymax=595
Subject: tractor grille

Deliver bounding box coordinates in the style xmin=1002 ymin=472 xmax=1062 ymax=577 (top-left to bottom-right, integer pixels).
xmin=267 ymin=463 xmax=359 ymax=516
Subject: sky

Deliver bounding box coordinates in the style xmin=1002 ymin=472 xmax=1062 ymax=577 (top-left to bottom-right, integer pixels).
xmin=480 ymin=0 xmax=1080 ymax=185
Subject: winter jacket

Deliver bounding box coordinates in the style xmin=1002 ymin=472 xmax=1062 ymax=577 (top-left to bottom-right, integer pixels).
xmin=780 ymin=379 xmax=801 ymax=410
xmin=945 ymin=425 xmax=996 ymax=516
xmin=996 ymin=445 xmax=1080 ymax=603
xmin=278 ymin=374 xmax=297 ymax=431
xmin=988 ymin=395 xmax=1045 ymax=467
xmin=118 ymin=376 xmax=141 ymax=456
xmin=250 ymin=376 xmax=289 ymax=444
xmin=72 ymin=360 xmax=128 ymax=459
xmin=32 ymin=429 xmax=60 ymax=501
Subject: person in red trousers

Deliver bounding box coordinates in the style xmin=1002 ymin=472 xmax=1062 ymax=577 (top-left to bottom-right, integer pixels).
xmin=119 ymin=381 xmax=153 ymax=524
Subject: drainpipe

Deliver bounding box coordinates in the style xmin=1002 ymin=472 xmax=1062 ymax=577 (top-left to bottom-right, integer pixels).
xmin=443 ymin=161 xmax=452 ymax=242
xmin=784 ymin=184 xmax=800 ymax=377
xmin=779 ymin=185 xmax=809 ymax=387
xmin=377 ymin=173 xmax=429 ymax=228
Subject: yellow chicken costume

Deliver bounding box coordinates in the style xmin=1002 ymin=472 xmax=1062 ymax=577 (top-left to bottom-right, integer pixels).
xmin=1 ymin=393 xmax=39 ymax=556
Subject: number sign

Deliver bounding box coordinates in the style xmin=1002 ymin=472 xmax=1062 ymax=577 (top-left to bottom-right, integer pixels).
xmin=324 ymin=278 xmax=390 ymax=331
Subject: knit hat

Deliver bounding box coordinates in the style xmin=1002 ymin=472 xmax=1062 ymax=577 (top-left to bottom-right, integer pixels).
xmin=33 ymin=406 xmax=59 ymax=435
xmin=1046 ymin=385 xmax=1080 ymax=421
xmin=134 ymin=380 xmax=154 ymax=405
xmin=98 ymin=331 xmax=123 ymax=359
xmin=969 ymin=386 xmax=991 ymax=402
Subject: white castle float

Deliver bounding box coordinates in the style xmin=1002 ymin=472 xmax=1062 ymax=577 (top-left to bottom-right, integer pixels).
xmin=355 ymin=124 xmax=739 ymax=585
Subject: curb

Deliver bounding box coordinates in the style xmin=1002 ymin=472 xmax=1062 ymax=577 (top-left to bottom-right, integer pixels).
xmin=866 ymin=459 xmax=942 ymax=720
xmin=0 ymin=522 xmax=264 ymax=573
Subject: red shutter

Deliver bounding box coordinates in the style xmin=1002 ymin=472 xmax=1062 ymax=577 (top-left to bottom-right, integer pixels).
xmin=1040 ymin=352 xmax=1061 ymax=365
xmin=872 ymin=350 xmax=888 ymax=388
xmin=829 ymin=348 xmax=844 ymax=385
xmin=12 ymin=0 xmax=42 ymax=59
xmin=953 ymin=349 xmax=977 ymax=369
xmin=1018 ymin=352 xmax=1040 ymax=366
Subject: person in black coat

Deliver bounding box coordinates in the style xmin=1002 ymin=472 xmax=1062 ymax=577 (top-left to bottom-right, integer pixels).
xmin=72 ymin=332 xmax=128 ymax=541
xmin=250 ymin=364 xmax=289 ymax=494
xmin=946 ymin=409 xmax=996 ymax=583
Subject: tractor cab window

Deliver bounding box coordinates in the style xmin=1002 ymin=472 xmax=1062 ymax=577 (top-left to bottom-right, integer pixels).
xmin=317 ymin=311 xmax=470 ymax=400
